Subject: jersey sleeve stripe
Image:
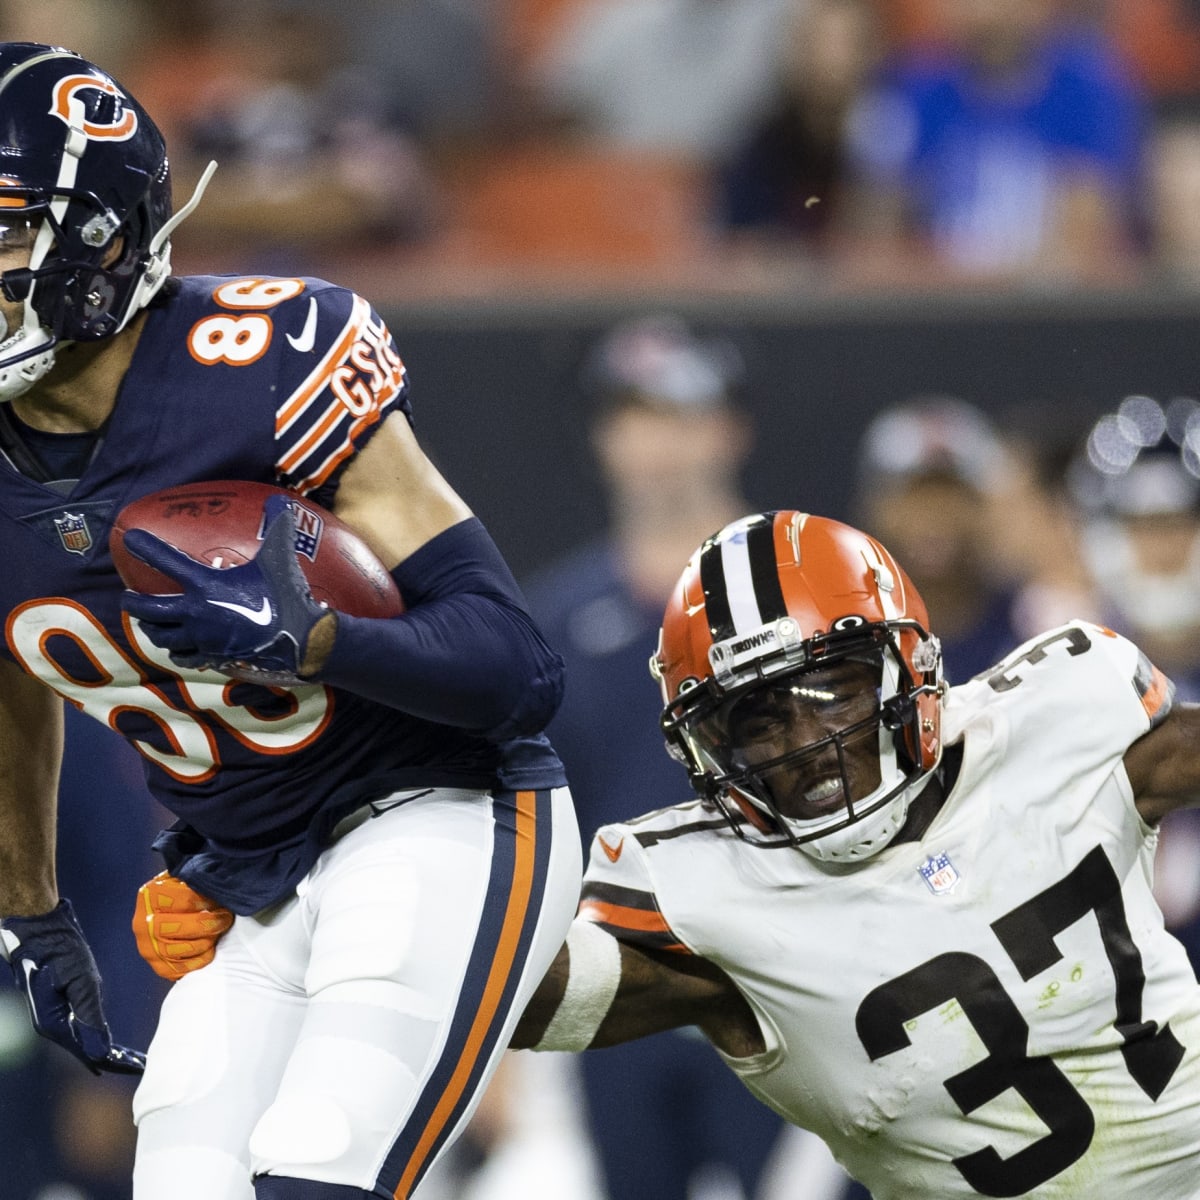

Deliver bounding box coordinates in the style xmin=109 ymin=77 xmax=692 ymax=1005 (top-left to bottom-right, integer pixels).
xmin=577 ymin=886 xmax=691 ymax=953
xmin=278 ymin=370 xmax=404 ymax=477
xmin=579 ymin=903 xmax=690 ymax=953
xmin=289 ymin=410 xmax=383 ymax=495
xmin=1133 ymin=655 xmax=1174 ymax=728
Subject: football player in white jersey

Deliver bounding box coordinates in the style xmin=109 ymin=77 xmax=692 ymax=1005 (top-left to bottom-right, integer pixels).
xmin=512 ymin=510 xmax=1200 ymax=1200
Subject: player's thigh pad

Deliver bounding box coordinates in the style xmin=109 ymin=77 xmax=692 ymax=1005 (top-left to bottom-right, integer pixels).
xmin=132 ymin=897 xmax=311 ymax=1200
xmin=249 ymin=785 xmax=580 ymax=1196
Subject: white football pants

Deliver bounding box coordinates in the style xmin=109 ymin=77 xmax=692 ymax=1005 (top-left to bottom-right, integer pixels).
xmin=131 ymin=785 xmax=581 ymax=1198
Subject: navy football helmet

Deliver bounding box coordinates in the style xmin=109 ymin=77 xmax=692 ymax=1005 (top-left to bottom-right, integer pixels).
xmin=0 ymin=43 xmax=212 ymax=400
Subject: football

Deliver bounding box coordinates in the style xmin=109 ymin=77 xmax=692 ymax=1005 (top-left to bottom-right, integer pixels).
xmin=109 ymin=480 xmax=404 ymax=618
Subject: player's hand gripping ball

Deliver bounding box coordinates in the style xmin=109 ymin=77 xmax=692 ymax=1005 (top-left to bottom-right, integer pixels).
xmin=111 ymin=481 xmax=403 ymax=685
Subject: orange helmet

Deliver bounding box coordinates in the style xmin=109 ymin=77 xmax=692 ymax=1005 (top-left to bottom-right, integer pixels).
xmin=650 ymin=511 xmax=944 ymax=861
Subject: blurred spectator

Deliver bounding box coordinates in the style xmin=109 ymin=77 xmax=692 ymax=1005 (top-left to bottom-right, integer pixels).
xmin=1147 ymin=96 xmax=1200 ymax=285
xmin=994 ymin=404 xmax=1102 ymax=641
xmin=1063 ymin=394 xmax=1200 ymax=973
xmin=1065 ymin=395 xmax=1200 ymax=697
xmin=1107 ymin=0 xmax=1200 ymax=101
xmin=716 ymin=0 xmax=884 ymax=252
xmin=852 ymin=396 xmax=1025 ymax=683
xmin=127 ymin=0 xmax=435 ymax=277
xmin=530 ymin=0 xmax=796 ymax=161
xmin=334 ymin=0 xmax=505 ymax=155
xmin=840 ymin=0 xmax=1149 ymax=286
xmin=522 ymin=315 xmax=855 ymax=1200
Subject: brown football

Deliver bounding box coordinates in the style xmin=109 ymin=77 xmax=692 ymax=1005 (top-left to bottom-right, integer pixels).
xmin=109 ymin=480 xmax=403 ymax=618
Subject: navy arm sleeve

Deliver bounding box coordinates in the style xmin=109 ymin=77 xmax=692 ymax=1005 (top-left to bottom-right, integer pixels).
xmin=313 ymin=518 xmax=565 ymax=741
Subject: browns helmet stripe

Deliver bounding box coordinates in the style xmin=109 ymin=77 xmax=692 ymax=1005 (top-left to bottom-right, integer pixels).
xmin=746 ymin=515 xmax=787 ymax=624
xmin=699 ymin=530 xmax=735 ymax=641
xmin=699 ymin=513 xmax=788 ymax=641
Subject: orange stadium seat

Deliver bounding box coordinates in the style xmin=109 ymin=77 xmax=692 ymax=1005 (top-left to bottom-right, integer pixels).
xmin=445 ymin=143 xmax=711 ymax=269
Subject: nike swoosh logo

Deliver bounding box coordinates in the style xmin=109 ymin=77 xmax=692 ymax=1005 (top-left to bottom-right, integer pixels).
xmin=598 ymin=834 xmax=624 ymax=863
xmin=20 ymin=959 xmax=40 ymax=1022
xmin=286 ymin=297 xmax=318 ymax=353
xmin=208 ymin=597 xmax=274 ymax=626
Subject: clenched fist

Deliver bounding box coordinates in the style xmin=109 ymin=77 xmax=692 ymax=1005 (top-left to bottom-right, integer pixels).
xmin=133 ymin=872 xmax=234 ymax=981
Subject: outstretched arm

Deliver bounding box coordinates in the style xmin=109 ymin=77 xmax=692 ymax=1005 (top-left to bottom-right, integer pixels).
xmin=512 ymin=920 xmax=766 ymax=1059
xmin=1125 ymin=702 xmax=1200 ymax=824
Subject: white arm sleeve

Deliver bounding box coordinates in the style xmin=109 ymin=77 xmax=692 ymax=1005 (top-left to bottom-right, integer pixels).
xmin=532 ymin=920 xmax=622 ymax=1052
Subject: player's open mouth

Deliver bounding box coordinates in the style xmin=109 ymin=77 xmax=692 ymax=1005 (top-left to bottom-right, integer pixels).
xmin=795 ymin=776 xmax=845 ymax=817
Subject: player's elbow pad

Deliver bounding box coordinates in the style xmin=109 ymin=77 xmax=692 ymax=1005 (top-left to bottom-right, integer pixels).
xmin=316 ymin=518 xmax=565 ymax=739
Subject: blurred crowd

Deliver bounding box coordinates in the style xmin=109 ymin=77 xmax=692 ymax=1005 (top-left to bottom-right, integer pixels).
xmin=9 ymin=0 xmax=1200 ymax=298
xmin=7 ymin=1 xmax=1200 ymax=1199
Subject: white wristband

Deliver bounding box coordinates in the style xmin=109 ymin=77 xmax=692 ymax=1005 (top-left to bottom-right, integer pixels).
xmin=533 ymin=920 xmax=622 ymax=1052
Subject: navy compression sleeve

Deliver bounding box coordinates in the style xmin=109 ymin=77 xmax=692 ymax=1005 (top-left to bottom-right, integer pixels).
xmin=313 ymin=518 xmax=564 ymax=740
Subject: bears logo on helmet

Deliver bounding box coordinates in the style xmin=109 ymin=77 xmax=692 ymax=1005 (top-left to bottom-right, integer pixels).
xmin=0 ymin=42 xmax=216 ymax=401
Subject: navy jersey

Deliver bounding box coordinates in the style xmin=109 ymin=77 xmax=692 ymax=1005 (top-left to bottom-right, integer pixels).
xmin=0 ymin=275 xmax=564 ymax=910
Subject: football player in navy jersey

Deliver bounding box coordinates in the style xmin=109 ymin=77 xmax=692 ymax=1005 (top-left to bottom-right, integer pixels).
xmin=0 ymin=42 xmax=580 ymax=1200
xmin=513 ymin=511 xmax=1200 ymax=1200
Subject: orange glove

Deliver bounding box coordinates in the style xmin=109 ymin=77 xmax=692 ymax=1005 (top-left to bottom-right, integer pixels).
xmin=132 ymin=871 xmax=233 ymax=981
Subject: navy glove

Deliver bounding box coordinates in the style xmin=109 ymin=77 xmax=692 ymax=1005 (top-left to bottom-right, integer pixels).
xmin=0 ymin=899 xmax=146 ymax=1075
xmin=121 ymin=494 xmax=329 ymax=687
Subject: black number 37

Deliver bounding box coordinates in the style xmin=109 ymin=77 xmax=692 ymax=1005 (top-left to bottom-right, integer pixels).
xmin=855 ymin=846 xmax=1186 ymax=1197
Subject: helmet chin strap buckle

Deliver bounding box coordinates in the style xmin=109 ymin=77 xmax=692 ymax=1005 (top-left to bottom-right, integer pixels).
xmin=1 ymin=267 xmax=33 ymax=302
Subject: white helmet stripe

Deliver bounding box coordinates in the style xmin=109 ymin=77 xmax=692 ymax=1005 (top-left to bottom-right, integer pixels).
xmin=700 ymin=514 xmax=788 ymax=641
xmin=722 ymin=525 xmax=764 ymax=634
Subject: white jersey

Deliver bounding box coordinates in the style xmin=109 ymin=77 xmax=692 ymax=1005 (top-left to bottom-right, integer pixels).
xmin=580 ymin=622 xmax=1200 ymax=1199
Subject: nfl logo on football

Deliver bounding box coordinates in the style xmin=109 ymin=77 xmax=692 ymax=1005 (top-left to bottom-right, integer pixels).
xmin=256 ymin=499 xmax=324 ymax=561
xmin=919 ymin=852 xmax=960 ymax=895
xmin=54 ymin=511 xmax=93 ymax=555
xmin=288 ymin=503 xmax=324 ymax=561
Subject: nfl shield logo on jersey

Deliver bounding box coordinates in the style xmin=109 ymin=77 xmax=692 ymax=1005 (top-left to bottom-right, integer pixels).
xmin=919 ymin=852 xmax=960 ymax=895
xmin=54 ymin=511 xmax=93 ymax=555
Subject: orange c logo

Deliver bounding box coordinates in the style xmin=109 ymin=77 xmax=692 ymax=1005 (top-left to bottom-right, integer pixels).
xmin=50 ymin=74 xmax=138 ymax=141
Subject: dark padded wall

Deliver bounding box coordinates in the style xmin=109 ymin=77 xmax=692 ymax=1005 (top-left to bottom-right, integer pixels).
xmin=383 ymin=292 xmax=1200 ymax=581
